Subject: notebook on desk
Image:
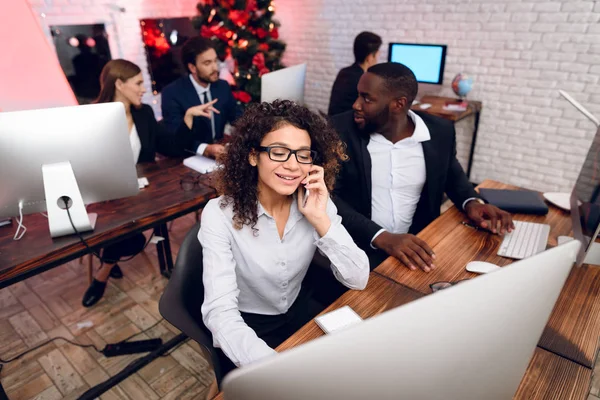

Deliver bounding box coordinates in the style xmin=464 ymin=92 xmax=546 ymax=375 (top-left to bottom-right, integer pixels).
xmin=183 ymin=155 xmax=217 ymax=174
xmin=479 ymin=188 xmax=549 ymax=215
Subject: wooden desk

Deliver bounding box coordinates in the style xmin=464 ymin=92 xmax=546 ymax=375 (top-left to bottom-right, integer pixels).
xmin=513 ymin=347 xmax=592 ymax=399
xmin=0 ymin=158 xmax=216 ymax=289
xmin=375 ymin=180 xmax=600 ymax=368
xmin=412 ymin=95 xmax=482 ymax=179
xmin=214 ymin=274 xmax=591 ymax=400
xmin=278 ymin=274 xmax=423 ymax=351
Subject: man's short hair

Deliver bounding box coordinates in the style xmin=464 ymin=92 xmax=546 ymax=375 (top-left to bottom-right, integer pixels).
xmin=181 ymin=37 xmax=216 ymax=68
xmin=353 ymin=31 xmax=382 ymax=64
xmin=367 ymin=62 xmax=418 ymax=105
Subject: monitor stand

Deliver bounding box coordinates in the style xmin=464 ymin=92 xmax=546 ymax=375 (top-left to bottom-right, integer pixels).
xmin=558 ymin=236 xmax=600 ymax=266
xmin=42 ymin=161 xmax=97 ymax=238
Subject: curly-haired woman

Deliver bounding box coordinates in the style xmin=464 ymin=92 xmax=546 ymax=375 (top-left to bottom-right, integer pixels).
xmin=199 ymin=100 xmax=369 ymax=375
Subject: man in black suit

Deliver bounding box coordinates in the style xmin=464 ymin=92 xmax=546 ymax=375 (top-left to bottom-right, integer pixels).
xmin=327 ymin=32 xmax=382 ymax=116
xmin=332 ymin=63 xmax=514 ymax=271
xmin=162 ymin=37 xmax=241 ymax=159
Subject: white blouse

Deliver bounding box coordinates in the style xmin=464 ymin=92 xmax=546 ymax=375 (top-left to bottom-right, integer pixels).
xmin=199 ymin=195 xmax=369 ymax=367
xmin=129 ymin=124 xmax=141 ymax=164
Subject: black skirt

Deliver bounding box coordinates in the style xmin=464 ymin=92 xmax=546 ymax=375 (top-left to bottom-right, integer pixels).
xmin=101 ymin=232 xmax=146 ymax=264
xmin=215 ymin=286 xmax=324 ymax=383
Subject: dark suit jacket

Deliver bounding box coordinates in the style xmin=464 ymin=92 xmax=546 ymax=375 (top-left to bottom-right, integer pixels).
xmin=328 ymin=64 xmax=364 ymax=116
xmin=130 ymin=104 xmax=194 ymax=164
xmin=160 ymin=76 xmax=241 ymax=148
xmin=331 ymin=110 xmax=479 ymax=253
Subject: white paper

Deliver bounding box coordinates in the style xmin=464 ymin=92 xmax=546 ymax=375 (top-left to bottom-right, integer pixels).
xmin=314 ymin=305 xmax=363 ymax=334
xmin=150 ymin=235 xmax=165 ymax=244
xmin=183 ymin=155 xmax=217 ymax=174
xmin=76 ymin=321 xmax=94 ymax=329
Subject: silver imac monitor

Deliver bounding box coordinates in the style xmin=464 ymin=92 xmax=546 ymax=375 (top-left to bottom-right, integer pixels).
xmin=222 ymin=240 xmax=580 ymax=400
xmin=570 ymin=125 xmax=600 ymax=266
xmin=260 ymin=63 xmax=306 ymax=104
xmin=0 ymin=103 xmax=139 ymax=237
xmin=559 ymin=90 xmax=600 ymax=266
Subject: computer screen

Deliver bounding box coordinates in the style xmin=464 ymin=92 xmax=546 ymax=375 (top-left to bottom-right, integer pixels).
xmin=571 ymin=125 xmax=600 ymax=266
xmin=261 ymin=64 xmax=306 ymax=104
xmin=388 ymin=43 xmax=447 ymax=85
xmin=0 ymin=103 xmax=139 ymax=237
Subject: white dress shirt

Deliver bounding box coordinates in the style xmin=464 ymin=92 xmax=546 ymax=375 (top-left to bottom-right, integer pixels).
xmin=189 ymin=74 xmax=216 ymax=156
xmin=199 ymin=195 xmax=369 ymax=367
xmin=129 ymin=124 xmax=141 ymax=164
xmin=369 ymin=111 xmax=429 ymax=241
xmin=369 ymin=111 xmax=478 ymax=246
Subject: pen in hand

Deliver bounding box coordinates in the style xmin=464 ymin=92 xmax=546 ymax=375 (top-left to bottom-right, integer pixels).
xmin=461 ymin=221 xmax=483 ymax=231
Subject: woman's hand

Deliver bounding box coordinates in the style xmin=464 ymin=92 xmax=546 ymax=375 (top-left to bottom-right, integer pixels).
xmin=298 ymin=165 xmax=331 ymax=237
xmin=184 ymin=99 xmax=220 ymax=129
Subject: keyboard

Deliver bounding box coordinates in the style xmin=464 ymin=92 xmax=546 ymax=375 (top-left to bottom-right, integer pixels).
xmin=497 ymin=220 xmax=550 ymax=260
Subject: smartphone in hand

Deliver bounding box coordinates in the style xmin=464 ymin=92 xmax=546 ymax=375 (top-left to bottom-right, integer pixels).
xmin=302 ymin=188 xmax=310 ymax=208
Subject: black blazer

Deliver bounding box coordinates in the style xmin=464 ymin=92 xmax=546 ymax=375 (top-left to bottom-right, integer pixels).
xmin=328 ymin=63 xmax=364 ymax=116
xmin=130 ymin=104 xmax=194 ymax=164
xmin=331 ymin=110 xmax=479 ymax=252
xmin=161 ymin=76 xmax=241 ymax=148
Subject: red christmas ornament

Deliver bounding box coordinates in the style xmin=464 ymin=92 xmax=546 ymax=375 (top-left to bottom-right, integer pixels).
xmin=245 ymin=0 xmax=257 ymax=12
xmin=233 ymin=91 xmax=252 ymax=103
xmin=256 ymin=28 xmax=268 ymax=39
xmin=200 ymin=25 xmax=213 ymax=38
xmin=252 ymin=52 xmax=266 ymax=69
xmin=259 ymin=67 xmax=270 ymax=77
xmin=229 ymin=10 xmax=250 ymax=26
xmin=270 ymin=27 xmax=279 ymax=39
xmin=259 ymin=43 xmax=270 ymax=52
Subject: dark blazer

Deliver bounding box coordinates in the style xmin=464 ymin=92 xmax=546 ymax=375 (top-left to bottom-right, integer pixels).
xmin=328 ymin=63 xmax=364 ymax=116
xmin=161 ymin=76 xmax=241 ymax=148
xmin=130 ymin=104 xmax=194 ymax=164
xmin=331 ymin=110 xmax=479 ymax=253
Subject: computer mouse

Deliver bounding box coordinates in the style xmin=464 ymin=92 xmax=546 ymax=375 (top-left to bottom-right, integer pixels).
xmin=466 ymin=261 xmax=502 ymax=274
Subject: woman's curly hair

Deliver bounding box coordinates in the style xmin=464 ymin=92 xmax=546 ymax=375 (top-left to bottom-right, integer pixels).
xmin=216 ymin=99 xmax=347 ymax=232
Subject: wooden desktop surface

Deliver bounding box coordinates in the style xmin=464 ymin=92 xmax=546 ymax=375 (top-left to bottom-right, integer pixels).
xmin=411 ymin=95 xmax=482 ymax=122
xmin=215 ymin=179 xmax=597 ymax=399
xmin=375 ymin=180 xmax=600 ymax=368
xmin=0 ymin=158 xmax=216 ymax=288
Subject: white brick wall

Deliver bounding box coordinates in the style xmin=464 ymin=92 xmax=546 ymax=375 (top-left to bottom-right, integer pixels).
xmin=276 ymin=0 xmax=600 ymax=192
xmin=28 ymin=0 xmax=199 ymax=113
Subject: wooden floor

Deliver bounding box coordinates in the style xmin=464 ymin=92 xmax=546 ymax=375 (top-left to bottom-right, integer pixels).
xmin=0 ymin=212 xmax=214 ymax=400
xmin=0 ymin=210 xmax=599 ymax=400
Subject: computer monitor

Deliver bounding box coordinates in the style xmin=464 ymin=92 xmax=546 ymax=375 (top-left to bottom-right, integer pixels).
xmin=388 ymin=42 xmax=447 ymax=85
xmin=260 ymin=64 xmax=306 ymax=104
xmin=559 ymin=90 xmax=600 ymax=266
xmin=0 ymin=103 xmax=139 ymax=237
xmin=223 ymin=240 xmax=580 ymax=400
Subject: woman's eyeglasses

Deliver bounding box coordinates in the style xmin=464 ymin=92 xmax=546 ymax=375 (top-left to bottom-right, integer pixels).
xmin=429 ymin=279 xmax=470 ymax=293
xmin=258 ymin=146 xmax=317 ymax=164
xmin=180 ymin=173 xmax=203 ymax=191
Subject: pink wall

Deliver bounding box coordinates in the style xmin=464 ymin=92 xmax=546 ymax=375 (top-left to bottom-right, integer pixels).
xmin=1 ymin=0 xmax=76 ymax=112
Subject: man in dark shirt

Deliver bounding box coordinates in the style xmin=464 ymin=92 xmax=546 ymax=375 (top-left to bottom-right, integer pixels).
xmin=328 ymin=31 xmax=382 ymax=116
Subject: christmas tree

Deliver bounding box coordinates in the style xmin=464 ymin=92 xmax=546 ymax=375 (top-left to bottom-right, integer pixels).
xmin=193 ymin=0 xmax=286 ymax=106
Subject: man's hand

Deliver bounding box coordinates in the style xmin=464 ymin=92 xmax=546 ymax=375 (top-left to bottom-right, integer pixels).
xmin=373 ymin=231 xmax=436 ymax=272
xmin=465 ymin=201 xmax=514 ymax=234
xmin=183 ymin=99 xmax=220 ymax=129
xmin=203 ymin=144 xmax=226 ymax=159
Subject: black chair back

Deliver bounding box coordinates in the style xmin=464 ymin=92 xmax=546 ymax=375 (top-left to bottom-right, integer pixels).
xmin=158 ymin=222 xmax=225 ymax=382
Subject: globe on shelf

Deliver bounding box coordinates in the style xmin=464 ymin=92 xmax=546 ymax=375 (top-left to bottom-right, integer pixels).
xmin=451 ymin=73 xmax=473 ymax=100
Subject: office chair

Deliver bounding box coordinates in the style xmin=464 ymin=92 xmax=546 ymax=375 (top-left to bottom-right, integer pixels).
xmin=158 ymin=222 xmax=226 ymax=385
